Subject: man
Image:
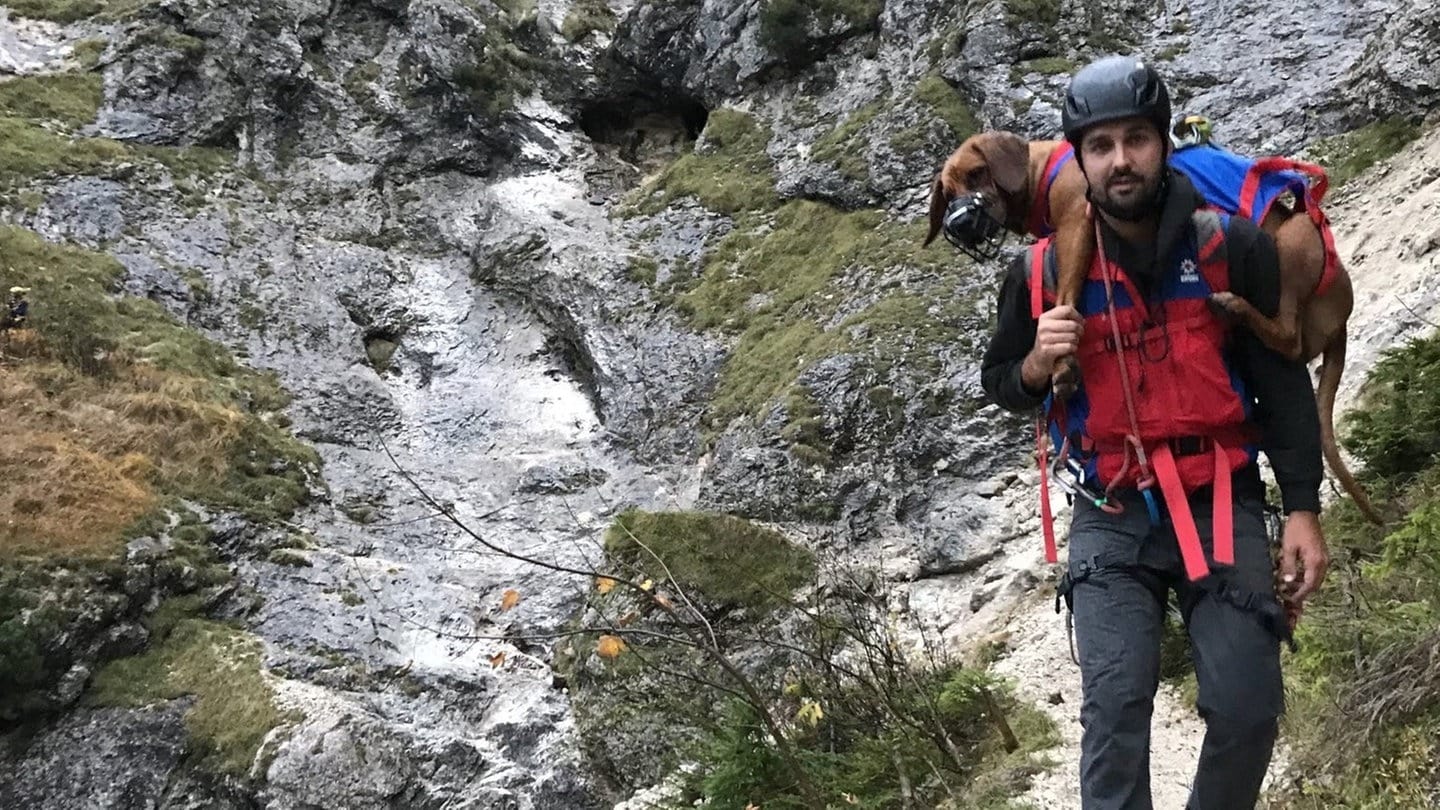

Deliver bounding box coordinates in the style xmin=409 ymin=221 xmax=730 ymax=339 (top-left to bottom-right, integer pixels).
xmin=4 ymin=286 xmax=29 ymax=330
xmin=978 ymin=57 xmax=1329 ymax=809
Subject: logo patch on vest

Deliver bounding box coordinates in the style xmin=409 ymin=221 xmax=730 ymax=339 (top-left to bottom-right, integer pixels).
xmin=1179 ymin=258 xmax=1200 ymax=284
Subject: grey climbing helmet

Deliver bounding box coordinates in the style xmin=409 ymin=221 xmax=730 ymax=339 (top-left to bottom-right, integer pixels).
xmin=1062 ymin=56 xmax=1172 ymax=146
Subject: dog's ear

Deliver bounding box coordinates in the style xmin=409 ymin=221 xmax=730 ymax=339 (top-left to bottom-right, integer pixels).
xmin=923 ymin=174 xmax=947 ymax=246
xmin=973 ymin=131 xmax=1031 ymax=196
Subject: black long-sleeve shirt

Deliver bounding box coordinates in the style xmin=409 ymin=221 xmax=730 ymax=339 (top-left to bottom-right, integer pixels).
xmin=980 ymin=171 xmax=1323 ymax=514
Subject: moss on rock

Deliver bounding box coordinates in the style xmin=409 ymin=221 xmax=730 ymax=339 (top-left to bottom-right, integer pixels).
xmin=1307 ymin=118 xmax=1421 ymax=189
xmin=88 ymin=607 xmax=298 ymax=776
xmin=627 ymin=109 xmax=778 ymax=216
xmin=604 ymin=509 xmax=815 ymax=610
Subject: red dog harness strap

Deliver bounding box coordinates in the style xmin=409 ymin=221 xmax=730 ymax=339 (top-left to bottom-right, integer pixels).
xmin=1238 ymin=156 xmax=1341 ymax=298
xmin=1025 ymin=143 xmax=1075 ymax=239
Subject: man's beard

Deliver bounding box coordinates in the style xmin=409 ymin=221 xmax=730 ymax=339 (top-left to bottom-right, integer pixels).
xmin=1089 ymin=170 xmax=1167 ymax=222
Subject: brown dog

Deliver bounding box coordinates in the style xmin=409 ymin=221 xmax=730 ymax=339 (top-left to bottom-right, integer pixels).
xmin=926 ymin=131 xmax=1381 ymax=525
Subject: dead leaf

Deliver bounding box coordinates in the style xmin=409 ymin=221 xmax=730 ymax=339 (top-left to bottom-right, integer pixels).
xmin=489 ymin=652 xmax=506 ymax=669
xmin=654 ymin=593 xmax=674 ymax=610
xmin=796 ymin=698 xmax=823 ymax=727
xmin=617 ymin=610 xmax=641 ymax=627
xmin=597 ymin=634 xmax=627 ymax=659
xmin=596 ymin=576 xmax=617 ymax=595
xmin=639 ymin=578 xmax=654 ymax=592
xmin=500 ymin=589 xmax=521 ymax=612
xmin=745 ymin=804 xmax=761 ymax=810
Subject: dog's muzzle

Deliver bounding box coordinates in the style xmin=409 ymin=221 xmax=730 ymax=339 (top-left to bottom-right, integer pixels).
xmin=942 ymin=191 xmax=1008 ymax=261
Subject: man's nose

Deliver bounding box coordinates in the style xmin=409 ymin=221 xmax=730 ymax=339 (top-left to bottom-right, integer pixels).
xmin=1111 ymin=143 xmax=1133 ymax=172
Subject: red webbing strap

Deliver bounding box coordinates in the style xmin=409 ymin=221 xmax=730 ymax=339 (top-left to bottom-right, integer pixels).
xmin=1151 ymin=444 xmax=1211 ymax=582
xmin=1037 ymin=415 xmax=1058 ymax=564
xmin=1312 ymin=206 xmax=1341 ymax=298
xmin=1212 ymin=440 xmax=1234 ymax=567
xmin=1029 ymin=241 xmax=1049 ymax=319
xmin=1025 ymin=143 xmax=1074 ymax=237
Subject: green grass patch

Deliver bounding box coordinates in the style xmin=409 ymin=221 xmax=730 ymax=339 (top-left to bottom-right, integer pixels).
xmin=626 ymin=253 xmax=659 ymax=286
xmin=561 ymin=0 xmax=617 ymax=42
xmin=810 ymin=101 xmax=880 ymax=180
xmin=452 ymin=11 xmax=550 ymax=117
xmin=4 ymin=0 xmax=153 ymax=23
xmin=1004 ymin=0 xmax=1060 ymax=28
xmin=605 ymin=509 xmax=815 ymax=610
xmin=0 ymin=117 xmax=129 ymax=186
xmin=671 ymin=200 xmax=978 ymax=432
xmin=1264 ymin=331 xmax=1440 ymax=806
xmin=1313 ymin=117 xmax=1422 ymax=187
xmin=127 ymin=24 xmax=205 ymax=58
xmin=1011 ymin=57 xmax=1076 ymax=84
xmin=915 ymin=73 xmax=980 ymax=141
xmin=0 ymin=73 xmax=233 ymax=190
xmin=344 ymin=61 xmax=382 ymax=111
xmin=88 ymin=610 xmax=298 ymax=776
xmin=1156 ymin=42 xmax=1187 ymax=61
xmin=758 ymin=0 xmax=882 ymax=60
xmin=1308 ymin=118 xmax=1423 ymax=190
xmin=780 ymin=388 xmax=831 ymax=467
xmin=72 ymin=38 xmax=109 ymax=70
xmin=628 ymin=108 xmax=778 ymax=216
xmin=890 ymin=74 xmax=979 ymax=157
xmin=0 ymin=73 xmax=104 ymax=129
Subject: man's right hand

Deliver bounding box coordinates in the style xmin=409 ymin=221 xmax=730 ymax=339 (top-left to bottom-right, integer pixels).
xmin=1021 ymin=305 xmax=1084 ymax=393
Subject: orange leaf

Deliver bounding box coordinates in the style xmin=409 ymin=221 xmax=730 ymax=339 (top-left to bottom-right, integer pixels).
xmin=500 ymin=589 xmax=521 ymax=611
xmin=596 ymin=576 xmax=617 ymax=595
xmin=489 ymin=652 xmax=507 ymax=669
xmin=596 ymin=634 xmax=627 ymax=660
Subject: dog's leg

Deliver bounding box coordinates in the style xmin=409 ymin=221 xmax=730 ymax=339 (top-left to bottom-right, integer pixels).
xmin=1049 ymin=211 xmax=1094 ymax=399
xmin=1210 ymin=214 xmax=1319 ymax=360
xmin=1209 ymin=290 xmax=1302 ymax=360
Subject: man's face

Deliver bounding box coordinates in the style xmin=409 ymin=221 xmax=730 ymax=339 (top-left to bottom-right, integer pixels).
xmin=1079 ymin=117 xmax=1167 ymax=221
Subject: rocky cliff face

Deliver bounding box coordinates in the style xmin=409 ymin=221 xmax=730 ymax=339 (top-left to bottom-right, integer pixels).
xmin=0 ymin=0 xmax=1431 ymax=807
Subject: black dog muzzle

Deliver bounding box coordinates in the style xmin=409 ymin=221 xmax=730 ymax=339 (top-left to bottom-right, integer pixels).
xmin=942 ymin=191 xmax=1008 ymax=261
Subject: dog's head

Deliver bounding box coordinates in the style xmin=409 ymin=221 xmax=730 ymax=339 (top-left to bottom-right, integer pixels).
xmin=923 ymin=131 xmax=1032 ymax=248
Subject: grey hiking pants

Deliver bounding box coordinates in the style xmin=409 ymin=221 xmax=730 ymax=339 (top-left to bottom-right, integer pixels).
xmin=1057 ymin=489 xmax=1291 ymax=810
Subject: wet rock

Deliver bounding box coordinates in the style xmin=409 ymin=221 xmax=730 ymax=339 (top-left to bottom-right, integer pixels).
xmin=516 ymin=463 xmax=610 ymax=494
xmin=0 ymin=703 xmax=190 ymax=809
xmin=0 ymin=0 xmax=1410 ymax=804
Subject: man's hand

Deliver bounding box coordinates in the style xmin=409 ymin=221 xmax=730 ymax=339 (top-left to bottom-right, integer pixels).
xmin=1278 ymin=510 xmax=1328 ymax=623
xmin=1021 ymin=305 xmax=1084 ymax=392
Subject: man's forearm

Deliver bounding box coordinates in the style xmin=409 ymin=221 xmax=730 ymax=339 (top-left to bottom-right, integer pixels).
xmin=1252 ymin=354 xmax=1324 ymax=514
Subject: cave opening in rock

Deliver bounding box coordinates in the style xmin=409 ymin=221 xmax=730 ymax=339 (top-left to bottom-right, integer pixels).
xmin=363 ymin=328 xmax=401 ymax=373
xmin=578 ymin=94 xmax=709 ymax=169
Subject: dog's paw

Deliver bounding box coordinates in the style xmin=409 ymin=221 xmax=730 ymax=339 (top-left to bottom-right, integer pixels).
xmin=1207 ymin=291 xmax=1245 ymax=319
xmin=1051 ymin=357 xmax=1080 ymax=400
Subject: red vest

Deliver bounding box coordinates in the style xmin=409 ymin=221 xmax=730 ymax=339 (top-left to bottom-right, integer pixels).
xmin=1031 ymin=210 xmax=1257 ymax=581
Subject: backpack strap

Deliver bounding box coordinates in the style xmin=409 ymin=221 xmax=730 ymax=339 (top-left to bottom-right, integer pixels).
xmin=1192 ymin=208 xmax=1230 ymax=294
xmin=1028 ymin=238 xmax=1058 ymax=319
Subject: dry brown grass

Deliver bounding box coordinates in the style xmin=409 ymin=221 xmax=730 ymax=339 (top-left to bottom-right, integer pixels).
xmin=0 ymin=355 xmax=260 ymax=559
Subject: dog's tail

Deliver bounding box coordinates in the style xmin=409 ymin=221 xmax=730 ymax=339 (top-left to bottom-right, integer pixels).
xmin=1317 ymin=329 xmax=1384 ymax=524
